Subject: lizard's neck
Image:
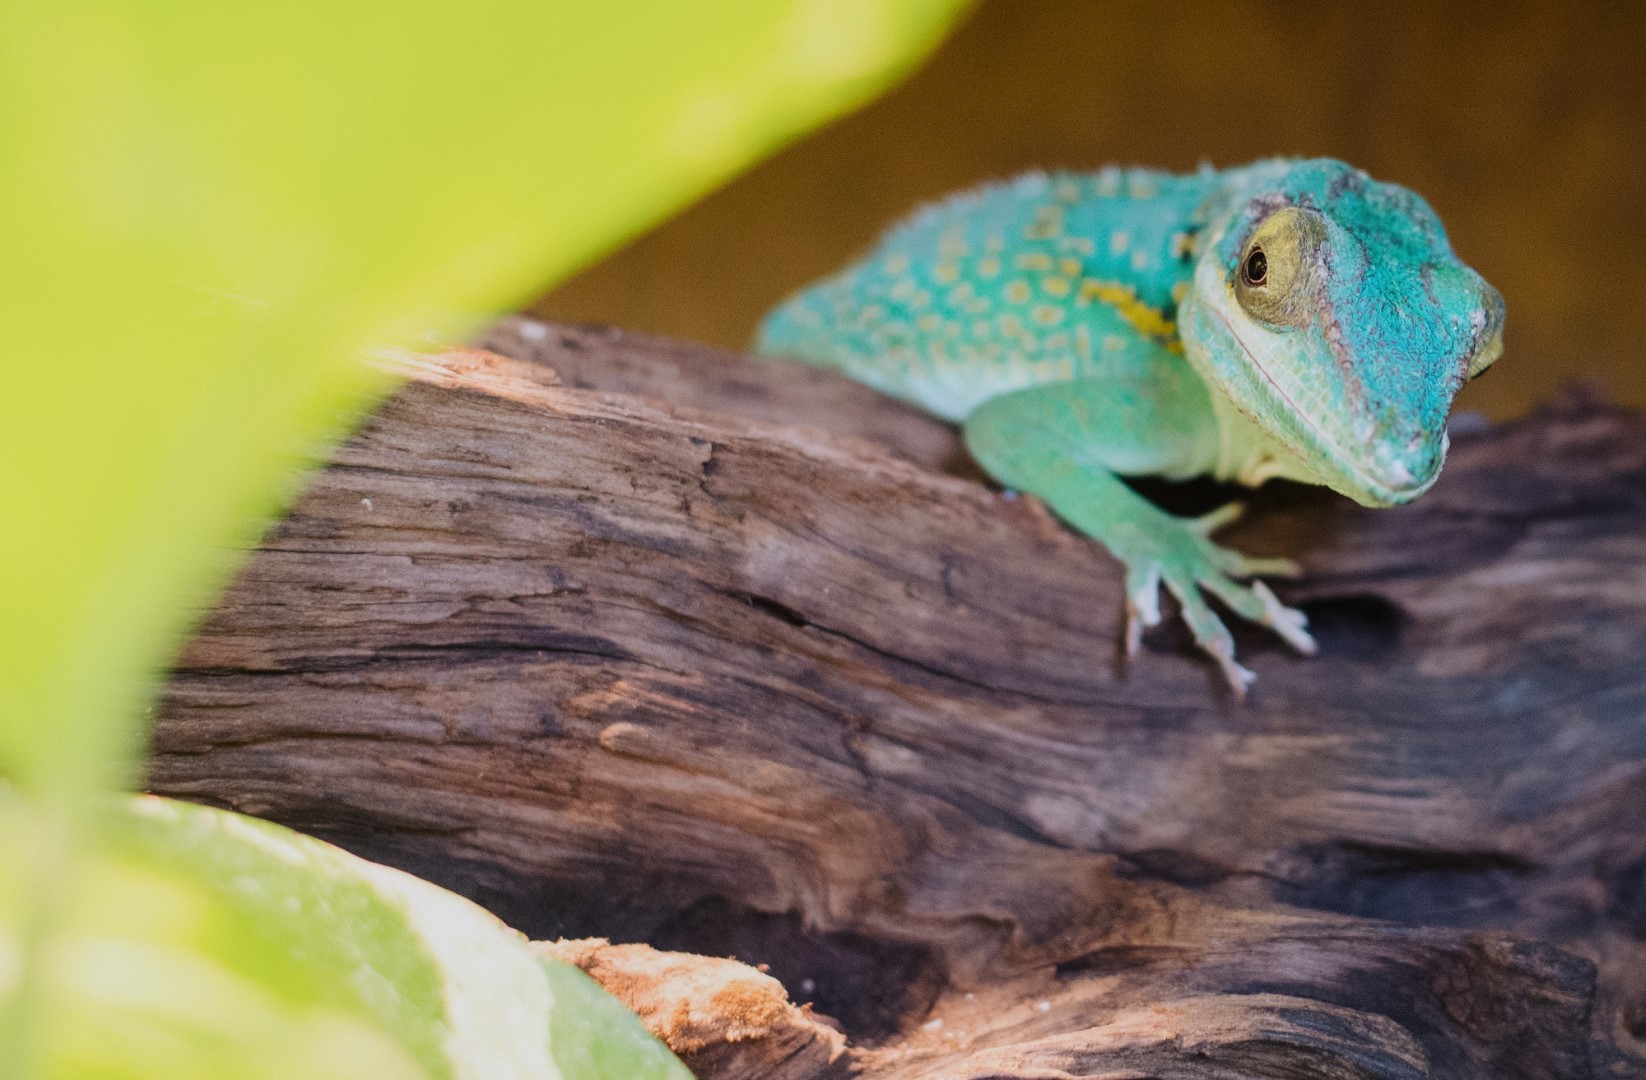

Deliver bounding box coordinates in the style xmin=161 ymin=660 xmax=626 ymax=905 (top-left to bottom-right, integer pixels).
xmin=1200 ymin=389 xmax=1324 ymax=488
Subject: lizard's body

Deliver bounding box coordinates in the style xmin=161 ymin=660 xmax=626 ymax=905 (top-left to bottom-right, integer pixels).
xmin=758 ymin=159 xmax=1504 ymax=692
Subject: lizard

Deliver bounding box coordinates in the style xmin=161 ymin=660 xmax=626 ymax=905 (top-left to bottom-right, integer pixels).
xmin=754 ymin=158 xmax=1504 ymax=694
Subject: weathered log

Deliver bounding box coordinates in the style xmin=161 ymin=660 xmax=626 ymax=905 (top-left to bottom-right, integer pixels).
xmin=151 ymin=317 xmax=1646 ymax=1077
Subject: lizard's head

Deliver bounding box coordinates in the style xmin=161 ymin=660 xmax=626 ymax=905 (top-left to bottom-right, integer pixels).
xmin=1178 ymin=159 xmax=1504 ymax=507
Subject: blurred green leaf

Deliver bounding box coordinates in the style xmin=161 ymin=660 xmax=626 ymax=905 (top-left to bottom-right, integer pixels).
xmin=0 ymin=1 xmax=970 ymax=1074
xmin=0 ymin=0 xmax=969 ymax=796
xmin=0 ymin=794 xmax=693 ymax=1080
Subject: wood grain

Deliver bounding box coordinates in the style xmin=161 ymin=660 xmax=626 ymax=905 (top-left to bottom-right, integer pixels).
xmin=152 ymin=318 xmax=1646 ymax=1077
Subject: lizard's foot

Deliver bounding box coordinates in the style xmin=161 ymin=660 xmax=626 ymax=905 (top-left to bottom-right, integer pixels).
xmin=1121 ymin=501 xmax=1315 ymax=697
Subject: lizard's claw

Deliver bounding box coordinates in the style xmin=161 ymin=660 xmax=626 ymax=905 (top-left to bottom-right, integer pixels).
xmin=1211 ymin=645 xmax=1258 ymax=698
xmin=1123 ymin=564 xmax=1162 ymax=657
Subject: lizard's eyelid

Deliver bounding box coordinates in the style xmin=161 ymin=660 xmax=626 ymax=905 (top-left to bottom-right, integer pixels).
xmin=1231 ymin=208 xmax=1325 ymax=330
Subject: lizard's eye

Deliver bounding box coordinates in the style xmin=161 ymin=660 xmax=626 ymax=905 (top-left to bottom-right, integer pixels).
xmin=1233 ymin=207 xmax=1325 ymax=329
xmin=1241 ymin=247 xmax=1268 ymax=287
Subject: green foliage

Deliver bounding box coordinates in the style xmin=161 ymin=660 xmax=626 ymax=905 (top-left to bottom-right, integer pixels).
xmin=0 ymin=0 xmax=968 ymax=797
xmin=0 ymin=794 xmax=694 ymax=1079
xmin=0 ymin=0 xmax=970 ymax=1075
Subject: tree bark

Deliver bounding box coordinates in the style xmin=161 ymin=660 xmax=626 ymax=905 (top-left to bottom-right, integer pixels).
xmin=151 ymin=318 xmax=1646 ymax=1078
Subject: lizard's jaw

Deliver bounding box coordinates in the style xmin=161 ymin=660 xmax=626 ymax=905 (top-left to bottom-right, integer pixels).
xmin=1181 ymin=288 xmax=1449 ymax=508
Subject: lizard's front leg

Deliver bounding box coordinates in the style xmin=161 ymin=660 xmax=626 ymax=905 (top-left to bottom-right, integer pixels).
xmin=962 ymin=378 xmax=1315 ymax=695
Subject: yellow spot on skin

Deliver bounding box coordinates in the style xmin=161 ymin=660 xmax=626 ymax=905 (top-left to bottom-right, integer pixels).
xmin=1044 ymin=331 xmax=1071 ymax=352
xmin=1104 ymin=334 xmax=1127 ymax=352
xmin=883 ymin=255 xmax=909 ymax=275
xmin=1130 ymin=249 xmax=1150 ymax=271
xmin=1060 ymin=236 xmax=1095 ymax=256
xmin=972 ymin=319 xmax=992 ymax=338
xmin=1032 ymin=304 xmax=1064 ymax=327
xmin=1059 ymin=257 xmax=1083 ymax=277
xmin=985 ymin=233 xmax=1006 ymax=253
xmin=934 ymin=262 xmax=960 ymax=284
xmin=946 ymin=282 xmax=975 ymax=304
xmin=917 ymin=313 xmax=941 ymax=332
xmin=1109 ymin=231 xmax=1130 ymax=255
xmin=1025 ymin=206 xmax=1063 ymax=240
xmin=1172 ymin=281 xmax=1189 ymax=304
xmin=858 ymin=304 xmax=885 ymax=325
xmin=1055 ymin=180 xmax=1081 ymax=203
xmin=998 ymin=312 xmax=1026 ymax=338
xmin=978 ymin=256 xmax=1002 ymax=279
xmin=889 ymin=278 xmax=917 ymax=301
xmin=1079 ymin=280 xmax=1177 ymax=341
xmin=1005 ymin=280 xmax=1032 ymax=304
xmin=1096 ymin=168 xmax=1121 ymax=196
xmin=939 ymin=230 xmax=968 ymax=258
xmin=910 ymin=289 xmax=932 ymax=309
xmin=1129 ymin=175 xmax=1158 ymax=198
xmin=1015 ymin=252 xmax=1054 ymax=271
xmin=1040 ymin=275 xmax=1070 ymax=297
xmin=1171 ymin=232 xmax=1197 ymax=260
xmin=965 ymin=296 xmax=991 ymax=315
xmin=1075 ymin=325 xmax=1093 ymax=358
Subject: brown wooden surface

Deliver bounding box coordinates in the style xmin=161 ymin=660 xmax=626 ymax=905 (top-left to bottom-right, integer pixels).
xmin=152 ymin=318 xmax=1646 ymax=1077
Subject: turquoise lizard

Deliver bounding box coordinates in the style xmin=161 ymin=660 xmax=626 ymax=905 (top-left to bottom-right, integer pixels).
xmin=755 ymin=159 xmax=1504 ymax=693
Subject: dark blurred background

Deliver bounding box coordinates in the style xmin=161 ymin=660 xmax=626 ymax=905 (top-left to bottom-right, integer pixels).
xmin=533 ymin=0 xmax=1645 ymax=420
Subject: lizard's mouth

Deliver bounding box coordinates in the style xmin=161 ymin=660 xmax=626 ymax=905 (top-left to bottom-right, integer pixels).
xmin=1200 ymin=301 xmax=1445 ymax=507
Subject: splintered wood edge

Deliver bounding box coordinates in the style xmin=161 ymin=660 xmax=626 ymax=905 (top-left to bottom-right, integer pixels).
xmin=535 ymin=938 xmax=847 ymax=1080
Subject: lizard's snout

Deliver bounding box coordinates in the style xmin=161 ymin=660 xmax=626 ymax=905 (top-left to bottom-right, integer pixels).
xmin=1357 ymin=427 xmax=1446 ymax=505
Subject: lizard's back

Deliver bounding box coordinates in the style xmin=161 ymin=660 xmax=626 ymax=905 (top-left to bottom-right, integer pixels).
xmin=756 ymin=168 xmax=1218 ymax=422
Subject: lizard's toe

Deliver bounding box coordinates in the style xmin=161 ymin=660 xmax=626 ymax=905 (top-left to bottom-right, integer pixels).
xmin=1252 ymin=580 xmax=1317 ymax=655
xmin=1162 ymin=573 xmax=1252 ymax=697
xmin=1191 ymin=501 xmax=1245 ymax=536
xmin=1123 ymin=564 xmax=1163 ymax=657
xmin=1229 ymin=554 xmax=1304 ymax=579
xmin=1200 ymin=572 xmax=1316 ymax=658
xmin=1213 ymin=649 xmax=1258 ymax=698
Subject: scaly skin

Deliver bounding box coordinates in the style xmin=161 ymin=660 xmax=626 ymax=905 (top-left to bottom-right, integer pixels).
xmin=757 ymin=160 xmax=1504 ymax=694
